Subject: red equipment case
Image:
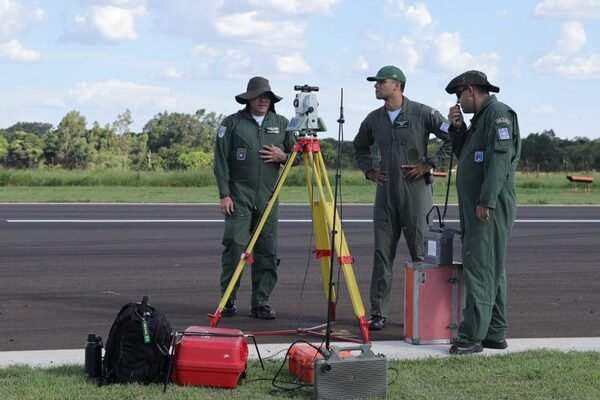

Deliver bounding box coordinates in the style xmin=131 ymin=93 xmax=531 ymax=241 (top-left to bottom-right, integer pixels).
xmin=171 ymin=326 xmax=248 ymax=388
xmin=288 ymin=344 xmax=354 ymax=384
xmin=404 ymin=262 xmax=463 ymax=344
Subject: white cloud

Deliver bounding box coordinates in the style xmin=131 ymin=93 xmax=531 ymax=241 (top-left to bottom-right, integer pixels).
xmin=385 ymin=0 xmax=406 ymax=18
xmin=0 ymin=39 xmax=40 ymax=62
xmin=63 ymin=4 xmax=145 ymax=43
xmin=533 ymin=0 xmax=600 ymax=19
xmin=556 ymin=20 xmax=586 ymax=54
xmin=531 ymin=105 xmax=556 ymax=114
xmin=368 ymin=3 xmax=498 ymax=77
xmin=160 ymin=66 xmax=184 ymax=80
xmin=91 ymin=6 xmax=142 ymax=41
xmin=276 ymin=53 xmax=311 ymax=74
xmin=355 ymin=55 xmax=369 ymax=71
xmin=434 ymin=32 xmax=500 ymax=79
xmin=532 ymin=21 xmax=600 ymax=79
xmin=0 ymin=0 xmax=36 ymax=38
xmin=395 ymin=36 xmax=420 ymax=73
xmin=0 ymin=0 xmax=46 ymax=62
xmin=67 ymin=79 xmax=188 ymax=111
xmin=385 ymin=0 xmax=434 ymax=29
xmin=213 ymin=11 xmax=306 ymax=49
xmin=533 ymin=52 xmax=600 ymax=79
xmin=246 ymin=0 xmax=341 ymax=15
xmin=404 ymin=3 xmax=434 ymax=29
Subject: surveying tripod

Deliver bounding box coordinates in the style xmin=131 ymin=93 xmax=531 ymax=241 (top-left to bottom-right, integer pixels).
xmin=208 ymin=86 xmax=370 ymax=343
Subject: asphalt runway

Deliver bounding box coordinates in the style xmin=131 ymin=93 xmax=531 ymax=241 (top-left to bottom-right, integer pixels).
xmin=0 ymin=204 xmax=599 ymax=351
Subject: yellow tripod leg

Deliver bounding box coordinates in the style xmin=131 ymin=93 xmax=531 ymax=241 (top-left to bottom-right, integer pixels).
xmin=209 ymin=149 xmax=299 ymax=327
xmin=310 ymin=199 xmax=337 ymax=311
xmin=305 ymin=149 xmax=370 ymax=342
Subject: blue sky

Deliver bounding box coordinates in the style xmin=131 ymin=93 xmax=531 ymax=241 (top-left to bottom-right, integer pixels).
xmin=0 ymin=0 xmax=598 ymax=140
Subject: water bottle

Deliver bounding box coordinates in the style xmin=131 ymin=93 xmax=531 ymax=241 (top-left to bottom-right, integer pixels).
xmin=85 ymin=333 xmax=103 ymax=378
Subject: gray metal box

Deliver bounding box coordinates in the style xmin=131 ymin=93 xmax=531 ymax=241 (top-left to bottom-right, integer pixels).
xmin=424 ymin=226 xmax=457 ymax=265
xmin=313 ymin=344 xmax=387 ymax=400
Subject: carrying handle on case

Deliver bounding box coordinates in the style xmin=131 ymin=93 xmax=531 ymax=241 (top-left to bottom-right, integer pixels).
xmin=427 ymin=153 xmax=454 ymax=227
xmin=326 ymin=344 xmax=375 ymax=360
xmin=426 ymin=205 xmax=444 ymax=228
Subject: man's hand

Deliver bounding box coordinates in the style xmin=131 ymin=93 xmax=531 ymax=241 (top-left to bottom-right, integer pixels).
xmin=476 ymin=206 xmax=491 ymax=222
xmin=401 ymin=162 xmax=431 ymax=181
xmin=448 ymin=104 xmax=466 ymax=131
xmin=366 ymin=169 xmax=387 ymax=185
xmin=260 ymin=144 xmax=287 ymax=163
xmin=220 ymin=196 xmax=234 ymax=216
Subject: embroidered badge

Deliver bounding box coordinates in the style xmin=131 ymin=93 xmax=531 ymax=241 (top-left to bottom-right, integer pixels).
xmin=474 ymin=151 xmax=484 ymax=163
xmin=217 ymin=126 xmax=226 ymax=138
xmin=266 ymin=127 xmax=279 ymax=134
xmin=497 ymin=127 xmax=510 ymax=140
xmin=394 ymin=120 xmax=409 ymax=128
xmin=236 ymin=148 xmax=246 ymax=160
xmin=495 ymin=117 xmax=511 ymax=125
xmin=440 ymin=121 xmax=450 ymax=133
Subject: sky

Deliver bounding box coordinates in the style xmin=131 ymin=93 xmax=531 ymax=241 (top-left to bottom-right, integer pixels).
xmin=0 ymin=0 xmax=598 ymax=141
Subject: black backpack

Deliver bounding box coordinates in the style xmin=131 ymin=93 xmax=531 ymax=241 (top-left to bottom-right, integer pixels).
xmin=102 ymin=296 xmax=173 ymax=384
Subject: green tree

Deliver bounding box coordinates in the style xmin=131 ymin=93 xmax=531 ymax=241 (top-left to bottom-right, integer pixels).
xmin=45 ymin=111 xmax=93 ymax=169
xmin=5 ymin=122 xmax=53 ymax=137
xmin=520 ymin=130 xmax=563 ymax=172
xmin=143 ymin=109 xmax=223 ymax=155
xmin=5 ymin=131 xmax=43 ymax=168
xmin=113 ymin=109 xmax=134 ymax=135
xmin=0 ymin=136 xmax=8 ymax=163
xmin=121 ymin=132 xmax=149 ymax=171
xmin=178 ymin=150 xmax=214 ymax=169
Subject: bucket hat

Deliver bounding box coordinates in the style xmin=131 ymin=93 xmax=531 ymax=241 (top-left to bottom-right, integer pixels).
xmin=235 ymin=76 xmax=282 ymax=104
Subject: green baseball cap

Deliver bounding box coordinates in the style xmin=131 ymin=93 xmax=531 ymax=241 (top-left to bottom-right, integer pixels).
xmin=366 ymin=65 xmax=406 ymax=83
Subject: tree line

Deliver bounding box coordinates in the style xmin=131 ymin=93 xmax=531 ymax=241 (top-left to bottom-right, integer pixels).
xmin=0 ymin=110 xmax=598 ymax=172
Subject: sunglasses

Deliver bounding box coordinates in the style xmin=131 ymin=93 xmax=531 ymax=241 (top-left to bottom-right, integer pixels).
xmin=456 ymin=87 xmax=468 ymax=99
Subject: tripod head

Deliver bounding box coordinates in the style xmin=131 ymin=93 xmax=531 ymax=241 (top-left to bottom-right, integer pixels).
xmin=286 ymin=84 xmax=327 ymax=136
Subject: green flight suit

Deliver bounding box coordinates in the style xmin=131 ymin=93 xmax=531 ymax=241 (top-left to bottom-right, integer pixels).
xmin=449 ymin=95 xmax=521 ymax=343
xmin=213 ymin=108 xmax=294 ymax=308
xmin=353 ymin=97 xmax=452 ymax=318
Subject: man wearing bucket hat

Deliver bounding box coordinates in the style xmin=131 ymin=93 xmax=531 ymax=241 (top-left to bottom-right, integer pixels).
xmin=214 ymin=76 xmax=295 ymax=320
xmin=445 ymin=70 xmax=521 ymax=354
xmin=353 ymin=65 xmax=452 ymax=331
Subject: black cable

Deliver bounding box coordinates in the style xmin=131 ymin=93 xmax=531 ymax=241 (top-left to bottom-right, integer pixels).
xmin=325 ymin=88 xmax=346 ymax=349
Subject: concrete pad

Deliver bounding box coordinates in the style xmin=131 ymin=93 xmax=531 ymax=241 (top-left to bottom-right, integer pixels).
xmin=2 ymin=337 xmax=600 ymax=369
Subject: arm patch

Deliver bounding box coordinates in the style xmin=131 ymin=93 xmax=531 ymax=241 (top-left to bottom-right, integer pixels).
xmin=497 ymin=127 xmax=510 ymax=140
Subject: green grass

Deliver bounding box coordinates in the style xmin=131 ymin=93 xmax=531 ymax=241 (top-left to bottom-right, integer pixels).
xmin=2 ymin=350 xmax=600 ymax=399
xmin=0 ymin=169 xmax=597 ymax=204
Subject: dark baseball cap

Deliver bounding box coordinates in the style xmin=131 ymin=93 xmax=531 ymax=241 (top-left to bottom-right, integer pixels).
xmin=366 ymin=65 xmax=406 ymax=83
xmin=445 ymin=70 xmax=500 ymax=94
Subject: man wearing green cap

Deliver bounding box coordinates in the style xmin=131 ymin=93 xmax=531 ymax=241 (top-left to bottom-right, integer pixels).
xmin=353 ymin=65 xmax=452 ymax=330
xmin=214 ymin=76 xmax=295 ymax=320
xmin=445 ymin=70 xmax=521 ymax=354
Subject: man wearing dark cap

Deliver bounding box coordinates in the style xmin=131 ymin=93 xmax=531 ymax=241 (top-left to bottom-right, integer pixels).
xmin=445 ymin=70 xmax=521 ymax=354
xmin=213 ymin=76 xmax=295 ymax=319
xmin=353 ymin=65 xmax=452 ymax=330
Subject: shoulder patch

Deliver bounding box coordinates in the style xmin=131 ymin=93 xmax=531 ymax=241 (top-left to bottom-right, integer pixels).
xmin=497 ymin=127 xmax=511 ymax=140
xmin=495 ymin=117 xmax=511 ymax=125
xmin=217 ymin=126 xmax=226 ymax=138
xmin=440 ymin=121 xmax=450 ymax=133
